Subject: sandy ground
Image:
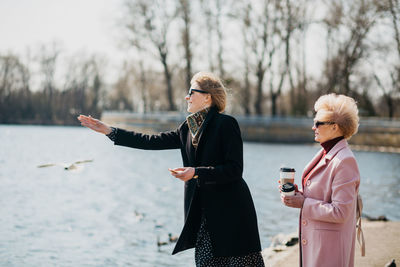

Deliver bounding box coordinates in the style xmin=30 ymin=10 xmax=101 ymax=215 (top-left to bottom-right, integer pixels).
xmin=262 ymin=221 xmax=400 ymax=267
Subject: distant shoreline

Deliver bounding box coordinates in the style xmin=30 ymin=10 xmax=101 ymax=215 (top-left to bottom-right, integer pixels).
xmin=100 ymin=111 xmax=400 ymax=149
xmin=2 ymin=119 xmax=400 ymax=153
xmin=348 ymin=144 xmax=400 ymax=154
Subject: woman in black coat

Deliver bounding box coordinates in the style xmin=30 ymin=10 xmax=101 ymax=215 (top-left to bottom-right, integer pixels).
xmin=78 ymin=72 xmax=264 ymax=266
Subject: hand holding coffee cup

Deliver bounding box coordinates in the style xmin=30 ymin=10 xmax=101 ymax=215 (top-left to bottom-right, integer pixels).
xmin=281 ymin=183 xmax=295 ymax=196
xmin=281 ymin=189 xmax=305 ymax=208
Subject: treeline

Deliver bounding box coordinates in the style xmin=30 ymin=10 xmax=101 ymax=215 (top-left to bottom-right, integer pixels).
xmin=1 ymin=0 xmax=399 ymax=125
xmin=0 ymin=46 xmax=103 ymax=125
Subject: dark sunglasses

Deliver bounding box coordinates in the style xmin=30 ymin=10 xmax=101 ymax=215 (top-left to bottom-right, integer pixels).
xmin=314 ymin=121 xmax=335 ymax=128
xmin=187 ymin=88 xmax=208 ymax=96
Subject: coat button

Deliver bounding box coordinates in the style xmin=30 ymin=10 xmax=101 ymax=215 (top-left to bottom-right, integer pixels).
xmin=306 ymin=180 xmax=311 ymax=186
xmin=302 ymin=220 xmax=307 ymax=226
xmin=302 ymin=239 xmax=307 ymax=245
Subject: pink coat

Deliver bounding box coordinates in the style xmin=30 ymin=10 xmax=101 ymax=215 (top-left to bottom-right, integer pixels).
xmin=299 ymin=139 xmax=360 ymax=267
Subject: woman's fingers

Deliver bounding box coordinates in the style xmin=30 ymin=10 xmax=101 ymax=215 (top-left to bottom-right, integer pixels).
xmin=78 ymin=116 xmax=93 ymax=125
xmin=78 ymin=114 xmax=91 ymax=121
xmin=77 ymin=115 xmax=110 ymax=134
xmin=168 ymin=168 xmax=183 ymax=178
xmin=281 ymin=195 xmax=287 ymax=205
xmin=78 ymin=114 xmax=97 ymax=123
xmin=174 ymin=169 xmax=188 ymax=178
xmin=80 ymin=119 xmax=97 ymax=128
xmin=282 ymin=194 xmax=304 ymax=208
xmin=294 ymin=184 xmax=299 ymax=192
xmin=281 ymin=195 xmax=295 ymax=207
xmin=168 ymin=167 xmax=194 ymax=182
xmin=168 ymin=167 xmax=185 ymax=175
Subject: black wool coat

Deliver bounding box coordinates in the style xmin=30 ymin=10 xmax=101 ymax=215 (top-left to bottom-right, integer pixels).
xmin=113 ymin=106 xmax=262 ymax=257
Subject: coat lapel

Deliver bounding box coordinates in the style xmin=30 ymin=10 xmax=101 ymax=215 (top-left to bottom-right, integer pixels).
xmin=186 ymin=131 xmax=196 ymax=164
xmin=302 ymin=139 xmax=349 ymax=183
xmin=302 ymin=148 xmax=324 ymax=180
xmin=324 ymin=139 xmax=348 ymax=161
xmin=194 ymin=107 xmax=217 ymax=163
xmin=305 ymin=154 xmax=328 ymax=181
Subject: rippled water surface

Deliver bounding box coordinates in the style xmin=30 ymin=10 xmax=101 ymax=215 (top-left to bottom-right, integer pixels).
xmin=1 ymin=125 xmax=399 ymax=266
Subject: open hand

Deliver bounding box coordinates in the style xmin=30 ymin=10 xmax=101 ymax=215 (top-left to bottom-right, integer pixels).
xmin=169 ymin=167 xmax=195 ymax=182
xmin=77 ymin=115 xmax=112 ymax=135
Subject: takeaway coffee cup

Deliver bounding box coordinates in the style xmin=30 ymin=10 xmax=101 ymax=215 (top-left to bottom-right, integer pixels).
xmin=281 ymin=183 xmax=295 ymax=196
xmin=280 ymin=167 xmax=295 ymax=185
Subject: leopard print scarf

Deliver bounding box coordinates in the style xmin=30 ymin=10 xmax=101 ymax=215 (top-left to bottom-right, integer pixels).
xmin=186 ymin=107 xmax=210 ymax=148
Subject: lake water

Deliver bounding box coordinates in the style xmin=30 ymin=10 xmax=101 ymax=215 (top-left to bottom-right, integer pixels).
xmin=1 ymin=125 xmax=399 ymax=266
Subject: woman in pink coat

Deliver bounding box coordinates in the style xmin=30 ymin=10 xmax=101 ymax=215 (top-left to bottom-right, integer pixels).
xmin=281 ymin=94 xmax=361 ymax=267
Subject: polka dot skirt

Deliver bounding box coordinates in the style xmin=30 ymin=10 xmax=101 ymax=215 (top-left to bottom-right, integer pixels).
xmin=194 ymin=216 xmax=265 ymax=267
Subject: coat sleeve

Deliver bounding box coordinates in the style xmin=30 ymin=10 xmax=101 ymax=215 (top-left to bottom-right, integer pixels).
xmin=301 ymin=157 xmax=360 ymax=223
xmin=113 ymin=123 xmax=182 ymax=150
xmin=195 ymin=116 xmax=243 ymax=185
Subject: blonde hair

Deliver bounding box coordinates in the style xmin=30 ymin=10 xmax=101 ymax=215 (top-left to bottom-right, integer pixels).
xmin=314 ymin=94 xmax=359 ymax=139
xmin=191 ymin=71 xmax=227 ymax=113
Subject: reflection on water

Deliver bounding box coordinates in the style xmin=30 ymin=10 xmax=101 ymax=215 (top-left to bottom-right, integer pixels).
xmin=0 ymin=125 xmax=399 ymax=266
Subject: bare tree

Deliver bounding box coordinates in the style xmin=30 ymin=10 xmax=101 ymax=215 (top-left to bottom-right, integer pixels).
xmin=0 ymin=49 xmax=107 ymax=124
xmin=322 ymin=0 xmax=379 ymax=96
xmin=372 ymin=0 xmax=400 ymax=117
xmin=138 ymin=59 xmax=149 ymax=113
xmin=229 ymin=2 xmax=253 ymax=115
xmin=38 ymin=43 xmax=60 ymax=122
xmin=124 ymin=0 xmax=178 ymax=110
xmin=243 ymin=0 xmax=281 ymax=115
xmin=108 ymin=64 xmax=135 ymax=111
xmin=282 ymin=0 xmax=296 ymax=108
xmin=215 ymin=0 xmax=225 ymax=79
xmin=177 ymin=0 xmax=192 ymax=89
xmin=0 ymin=53 xmax=30 ymax=122
xmin=199 ymin=0 xmax=232 ymax=80
xmin=199 ymin=0 xmax=216 ymax=73
xmin=282 ymin=0 xmax=312 ymax=115
xmin=284 ymin=0 xmax=311 ymax=115
xmin=233 ymin=0 xmax=309 ymax=116
xmin=63 ymin=54 xmax=105 ymax=118
xmin=240 ymin=3 xmax=252 ymax=115
xmin=387 ymin=0 xmax=400 ymax=57
xmin=0 ymin=55 xmax=20 ymax=103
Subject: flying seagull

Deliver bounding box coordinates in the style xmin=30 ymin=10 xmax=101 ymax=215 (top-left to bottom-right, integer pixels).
xmin=37 ymin=160 xmax=93 ymax=170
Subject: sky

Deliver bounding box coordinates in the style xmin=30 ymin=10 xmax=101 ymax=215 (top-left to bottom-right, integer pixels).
xmin=0 ymin=0 xmax=328 ymax=86
xmin=0 ymin=0 xmax=125 ymax=63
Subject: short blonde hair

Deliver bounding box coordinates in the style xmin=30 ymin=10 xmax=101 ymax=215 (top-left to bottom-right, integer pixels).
xmin=191 ymin=71 xmax=227 ymax=113
xmin=314 ymin=94 xmax=359 ymax=139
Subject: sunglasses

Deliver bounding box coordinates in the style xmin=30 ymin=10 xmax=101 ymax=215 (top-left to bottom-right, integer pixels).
xmin=187 ymin=88 xmax=208 ymax=96
xmin=314 ymin=121 xmax=336 ymax=128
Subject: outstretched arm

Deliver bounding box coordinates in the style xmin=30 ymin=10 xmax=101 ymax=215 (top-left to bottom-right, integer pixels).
xmin=78 ymin=114 xmax=181 ymax=150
